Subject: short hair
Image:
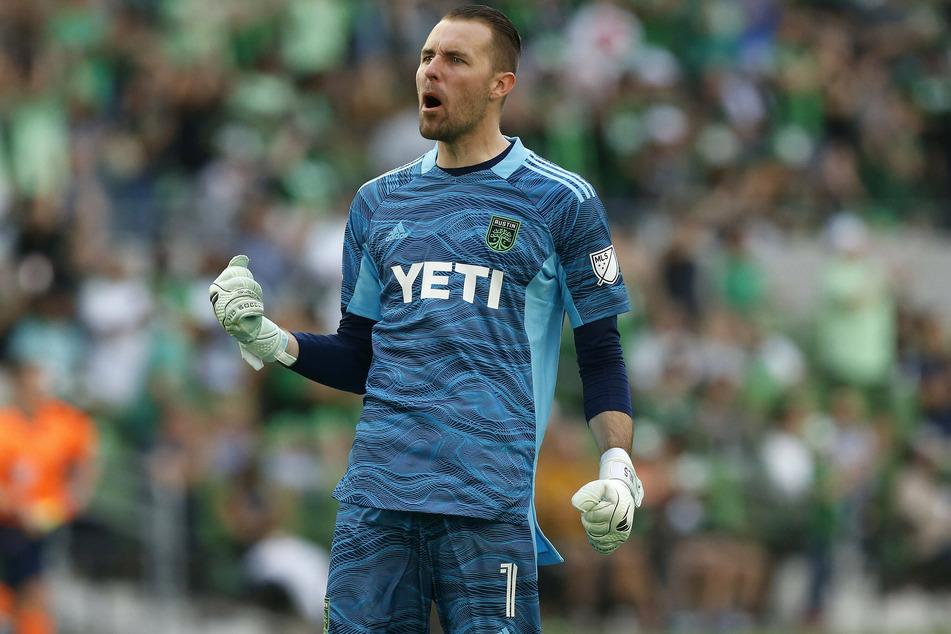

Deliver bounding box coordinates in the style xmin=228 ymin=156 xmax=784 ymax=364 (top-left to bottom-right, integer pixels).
xmin=443 ymin=5 xmax=521 ymax=74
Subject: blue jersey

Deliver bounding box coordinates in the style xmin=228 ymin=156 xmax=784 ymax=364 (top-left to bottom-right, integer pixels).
xmin=334 ymin=137 xmax=630 ymax=564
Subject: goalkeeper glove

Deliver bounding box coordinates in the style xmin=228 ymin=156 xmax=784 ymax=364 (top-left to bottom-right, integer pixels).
xmin=209 ymin=255 xmax=296 ymax=370
xmin=571 ymin=448 xmax=644 ymax=554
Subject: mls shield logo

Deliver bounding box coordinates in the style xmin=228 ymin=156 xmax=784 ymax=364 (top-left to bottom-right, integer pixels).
xmin=486 ymin=215 xmax=521 ymax=253
xmin=589 ymin=245 xmax=620 ymax=285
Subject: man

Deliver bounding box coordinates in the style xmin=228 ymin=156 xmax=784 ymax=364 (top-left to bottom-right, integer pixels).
xmin=815 ymin=211 xmax=896 ymax=415
xmin=0 ymin=359 xmax=100 ymax=634
xmin=210 ymin=6 xmax=643 ymax=632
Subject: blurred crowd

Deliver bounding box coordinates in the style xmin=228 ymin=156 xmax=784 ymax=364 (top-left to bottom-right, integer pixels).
xmin=0 ymin=0 xmax=950 ymax=630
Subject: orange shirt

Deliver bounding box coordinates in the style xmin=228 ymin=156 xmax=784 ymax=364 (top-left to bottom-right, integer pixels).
xmin=0 ymin=399 xmax=98 ymax=529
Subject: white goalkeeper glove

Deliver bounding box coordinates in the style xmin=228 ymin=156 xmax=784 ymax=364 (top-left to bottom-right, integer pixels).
xmin=208 ymin=255 xmax=296 ymax=370
xmin=571 ymin=448 xmax=644 ymax=554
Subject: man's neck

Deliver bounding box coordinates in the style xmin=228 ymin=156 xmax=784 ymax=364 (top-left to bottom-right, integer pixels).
xmin=16 ymin=397 xmax=42 ymax=420
xmin=435 ymin=131 xmax=511 ymax=169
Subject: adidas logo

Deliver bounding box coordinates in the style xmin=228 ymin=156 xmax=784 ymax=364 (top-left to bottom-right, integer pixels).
xmin=384 ymin=222 xmax=409 ymax=242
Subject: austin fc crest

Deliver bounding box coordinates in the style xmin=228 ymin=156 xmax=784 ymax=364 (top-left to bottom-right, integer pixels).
xmin=589 ymin=245 xmax=620 ymax=285
xmin=486 ymin=215 xmax=521 ymax=252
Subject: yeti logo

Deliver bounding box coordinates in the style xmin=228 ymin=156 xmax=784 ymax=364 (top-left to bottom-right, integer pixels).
xmin=589 ymin=245 xmax=619 ymax=285
xmin=486 ymin=216 xmax=521 ymax=253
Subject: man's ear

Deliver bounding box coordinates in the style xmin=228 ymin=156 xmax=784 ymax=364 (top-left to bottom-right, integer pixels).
xmin=490 ymin=71 xmax=516 ymax=101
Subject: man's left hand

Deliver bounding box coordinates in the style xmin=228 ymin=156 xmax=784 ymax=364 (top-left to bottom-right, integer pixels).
xmin=571 ymin=448 xmax=644 ymax=554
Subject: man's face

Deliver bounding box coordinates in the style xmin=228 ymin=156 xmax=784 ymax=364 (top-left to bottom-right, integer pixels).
xmin=416 ymin=19 xmax=499 ymax=143
xmin=12 ymin=363 xmax=49 ymax=405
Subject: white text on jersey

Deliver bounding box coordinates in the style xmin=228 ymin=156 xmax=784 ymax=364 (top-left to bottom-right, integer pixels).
xmin=392 ymin=262 xmax=505 ymax=309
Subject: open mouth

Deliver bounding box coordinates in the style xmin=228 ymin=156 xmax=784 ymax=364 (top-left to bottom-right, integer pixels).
xmin=422 ymin=94 xmax=443 ymax=111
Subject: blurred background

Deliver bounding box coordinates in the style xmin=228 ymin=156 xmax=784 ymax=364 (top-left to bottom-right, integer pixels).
xmin=0 ymin=0 xmax=950 ymax=632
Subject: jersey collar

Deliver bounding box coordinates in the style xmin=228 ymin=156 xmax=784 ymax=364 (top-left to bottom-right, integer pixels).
xmin=420 ymin=136 xmax=528 ymax=178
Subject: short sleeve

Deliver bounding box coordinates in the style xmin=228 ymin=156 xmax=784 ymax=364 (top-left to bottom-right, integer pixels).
xmin=341 ymin=189 xmax=384 ymax=321
xmin=552 ymin=194 xmax=630 ymax=327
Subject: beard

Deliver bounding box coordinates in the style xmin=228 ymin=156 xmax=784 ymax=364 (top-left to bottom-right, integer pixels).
xmin=418 ymin=91 xmax=491 ymax=143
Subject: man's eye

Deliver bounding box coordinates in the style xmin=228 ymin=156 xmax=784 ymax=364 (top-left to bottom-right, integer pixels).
xmin=452 ymin=58 xmax=464 ymax=64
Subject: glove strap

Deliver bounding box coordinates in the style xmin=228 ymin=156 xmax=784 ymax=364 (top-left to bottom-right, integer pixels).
xmin=273 ymin=347 xmax=297 ymax=367
xmin=264 ymin=320 xmax=296 ymax=367
xmin=240 ymin=318 xmax=297 ymax=370
xmin=600 ymin=448 xmax=644 ymax=507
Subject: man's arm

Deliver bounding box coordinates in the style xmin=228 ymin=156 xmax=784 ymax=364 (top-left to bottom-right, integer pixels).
xmin=285 ymin=312 xmax=375 ymax=394
xmin=570 ymin=316 xmax=644 ymax=554
xmin=284 ymin=331 xmax=300 ymax=359
xmin=209 ymin=255 xmax=375 ymax=392
xmin=588 ymin=409 xmax=633 ymax=455
xmin=68 ymin=412 xmax=102 ymax=517
xmin=68 ymin=452 xmax=101 ymax=516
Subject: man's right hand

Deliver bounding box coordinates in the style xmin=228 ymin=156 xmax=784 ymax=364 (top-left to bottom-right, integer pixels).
xmin=209 ymin=255 xmax=295 ymax=370
xmin=209 ymin=255 xmax=264 ymax=344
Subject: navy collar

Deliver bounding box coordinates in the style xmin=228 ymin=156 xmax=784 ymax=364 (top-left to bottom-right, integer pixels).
xmin=438 ymin=141 xmax=516 ymax=176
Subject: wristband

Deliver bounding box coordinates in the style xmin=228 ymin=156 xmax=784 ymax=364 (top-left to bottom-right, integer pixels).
xmin=600 ymin=448 xmax=643 ymax=506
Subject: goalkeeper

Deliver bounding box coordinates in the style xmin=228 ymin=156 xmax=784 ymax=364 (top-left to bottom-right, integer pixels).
xmin=211 ymin=5 xmax=643 ymax=632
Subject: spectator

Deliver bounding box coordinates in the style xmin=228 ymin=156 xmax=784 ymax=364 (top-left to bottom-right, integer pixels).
xmin=891 ymin=428 xmax=951 ymax=590
xmin=75 ymin=248 xmax=154 ymax=414
xmin=815 ymin=212 xmax=897 ymax=415
xmin=659 ymin=216 xmax=707 ymax=324
xmin=712 ymin=220 xmax=768 ymax=318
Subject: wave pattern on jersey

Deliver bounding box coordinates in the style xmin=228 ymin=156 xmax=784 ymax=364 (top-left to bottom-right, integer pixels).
xmin=511 ymin=154 xmax=631 ymax=326
xmin=334 ymin=139 xmax=630 ymax=526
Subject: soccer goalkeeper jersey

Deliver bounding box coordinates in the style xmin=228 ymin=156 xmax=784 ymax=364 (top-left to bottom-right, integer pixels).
xmin=334 ymin=137 xmax=630 ymax=564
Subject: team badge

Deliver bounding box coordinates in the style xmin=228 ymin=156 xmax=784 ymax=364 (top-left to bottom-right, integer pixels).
xmin=486 ymin=215 xmax=521 ymax=252
xmin=589 ymin=245 xmax=620 ymax=285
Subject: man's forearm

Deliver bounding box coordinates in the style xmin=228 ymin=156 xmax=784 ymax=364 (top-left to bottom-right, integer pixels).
xmin=70 ymin=459 xmax=101 ymax=512
xmin=284 ymin=330 xmax=299 ymax=358
xmin=285 ymin=313 xmax=376 ymax=394
xmin=588 ymin=410 xmax=633 ymax=455
xmin=572 ymin=409 xmax=643 ymax=554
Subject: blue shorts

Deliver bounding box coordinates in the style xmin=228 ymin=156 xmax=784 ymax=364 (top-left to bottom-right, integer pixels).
xmin=0 ymin=525 xmax=45 ymax=588
xmin=325 ymin=503 xmax=541 ymax=634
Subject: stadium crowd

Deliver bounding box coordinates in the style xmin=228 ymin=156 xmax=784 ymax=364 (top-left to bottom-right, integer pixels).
xmin=0 ymin=0 xmax=950 ymax=630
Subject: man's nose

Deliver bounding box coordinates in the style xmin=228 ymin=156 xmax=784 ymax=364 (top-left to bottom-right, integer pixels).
xmin=424 ymin=57 xmax=440 ymax=79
